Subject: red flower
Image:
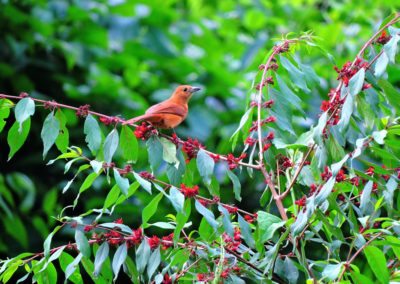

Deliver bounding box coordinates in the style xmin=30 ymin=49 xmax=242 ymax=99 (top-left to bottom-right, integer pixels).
xmin=161 ymin=233 xmax=174 ymax=250
xmin=226 ymin=153 xmax=247 ymax=170
xmin=127 ymin=228 xmax=143 ymax=247
xmin=263 ymin=143 xmax=272 ymax=152
xmin=148 ymin=236 xmax=160 ymax=250
xmin=223 ymin=204 xmax=238 ymax=214
xmin=244 ymin=214 xmax=256 ymax=223
xmin=84 ymin=225 xmax=93 ymax=232
xmin=350 ymin=176 xmax=360 ymax=186
xmin=245 ymin=137 xmax=257 ymax=146
xmin=76 ymin=104 xmax=90 ymax=117
xmin=209 ymin=153 xmax=220 ymax=162
xmin=321 ymin=166 xmax=332 ymax=181
xmin=99 ymin=116 xmax=120 ymax=125
xmin=281 ymin=156 xmax=293 ymax=169
xmin=180 ymin=184 xmax=199 ymax=198
xmin=182 ymin=137 xmax=204 ymax=161
xmin=265 ymin=131 xmax=275 ymax=140
xmin=336 ymin=170 xmax=346 ymax=182
xmin=262 ymin=99 xmax=274 ymax=108
xmin=114 ymin=218 xmax=123 ymax=224
xmin=295 ymin=196 xmax=306 ymax=207
xmin=221 ymin=269 xmax=230 ymax=279
xmin=375 ymin=30 xmax=391 ymax=45
xmin=320 ymin=100 xmax=330 ymax=112
xmin=365 ymin=166 xmax=375 ymax=176
xmin=139 ymin=171 xmax=155 ymax=180
xmin=162 ymin=273 xmax=172 ymax=284
xmin=134 ymin=122 xmax=155 ymax=140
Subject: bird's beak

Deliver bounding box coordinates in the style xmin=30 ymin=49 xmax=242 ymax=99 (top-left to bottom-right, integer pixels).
xmin=190 ymin=87 xmax=201 ymax=93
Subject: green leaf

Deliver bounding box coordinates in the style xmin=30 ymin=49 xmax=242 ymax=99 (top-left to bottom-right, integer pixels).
xmin=195 ymin=199 xmax=218 ymax=229
xmin=73 ymin=172 xmax=99 ymax=207
xmin=238 ymin=214 xmax=255 ymax=248
xmin=84 ymin=114 xmax=102 ymax=155
xmin=360 ymin=180 xmax=373 ymax=214
xmin=384 ymin=33 xmax=400 ymax=63
xmin=43 ymin=225 xmax=63 ymax=259
xmin=142 ymin=192 xmax=164 ymax=227
xmin=147 ymin=136 xmax=163 ymax=171
xmin=174 ymin=199 xmax=191 ymax=243
xmin=0 ymin=99 xmax=13 ymax=134
xmin=166 ymin=149 xmax=185 ymax=185
xmin=351 ymin=271 xmax=375 ymax=284
xmin=99 ymin=223 xmax=133 ymax=234
xmin=378 ymin=79 xmax=400 ymax=111
xmin=338 ymin=92 xmax=354 ymax=131
xmin=103 ymin=129 xmax=119 ymax=164
xmin=7 ymin=118 xmax=30 ymax=160
xmin=276 ymin=73 xmax=304 ymax=115
xmin=372 ymin=130 xmax=387 ymax=145
xmin=59 ymin=252 xmax=83 ymax=283
xmin=75 ymin=229 xmax=91 ymax=258
xmin=168 ymin=187 xmax=184 ymax=213
xmin=65 ymin=253 xmax=83 ymax=280
xmin=229 ymin=107 xmax=253 ymax=150
xmin=14 ymin=97 xmax=35 ymax=132
xmin=133 ymin=172 xmax=152 ymax=194
xmin=159 ymin=137 xmax=179 ymax=165
xmin=322 ymin=263 xmax=342 ymax=281
xmin=55 ymin=109 xmax=69 ymax=153
xmin=120 ymin=125 xmax=138 ymax=162
xmin=364 ymin=246 xmax=389 ymax=284
xmin=113 ymin=168 xmax=130 ymax=195
xmin=112 ymin=243 xmax=127 ymax=281
xmin=374 ymin=51 xmax=389 ymax=77
xmin=147 ymin=247 xmax=161 ymax=279
xmin=315 ymin=177 xmax=335 ymax=205
xmin=348 ymin=68 xmax=365 ymax=96
xmin=196 ymin=149 xmax=214 ymax=186
xmin=227 ymin=170 xmax=241 ymax=202
xmin=136 ymin=239 xmax=150 ymax=274
xmin=41 ymin=111 xmax=60 ymax=158
xmin=258 ymin=211 xmax=285 ymax=242
xmin=94 ymin=242 xmax=109 ymax=277
xmin=279 ymin=55 xmax=310 ymax=92
xmin=104 ymin=184 xmax=120 ymax=209
xmin=218 ymin=204 xmax=234 ymax=237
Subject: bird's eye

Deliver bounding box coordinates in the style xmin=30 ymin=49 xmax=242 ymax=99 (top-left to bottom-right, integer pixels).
xmin=183 ymin=87 xmax=188 ymax=92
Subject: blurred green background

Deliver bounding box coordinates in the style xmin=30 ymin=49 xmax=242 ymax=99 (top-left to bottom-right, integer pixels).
xmin=0 ymin=0 xmax=398 ymax=262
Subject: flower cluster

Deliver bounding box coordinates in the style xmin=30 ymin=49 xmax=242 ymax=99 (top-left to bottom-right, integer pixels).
xmin=43 ymin=100 xmax=58 ymax=111
xmin=197 ymin=273 xmax=215 ymax=282
xmin=226 ymin=153 xmax=247 ymax=170
xmin=134 ymin=122 xmax=155 ymax=140
xmin=321 ymin=166 xmax=332 ymax=181
xmin=222 ymin=227 xmax=241 ymax=251
xmin=295 ymin=196 xmax=306 ymax=207
xmin=180 ymin=184 xmax=199 ymax=198
xmin=99 ymin=116 xmax=121 ymax=125
xmin=280 ymin=156 xmax=293 ymax=170
xmin=249 ymin=115 xmax=276 ymax=132
xmin=334 ymin=58 xmax=368 ymax=86
xmin=148 ymin=235 xmax=161 ymax=250
xmin=244 ymin=213 xmax=257 ymax=223
xmin=255 ymin=76 xmax=274 ymax=90
xmin=250 ymin=99 xmax=275 ymax=108
xmin=139 ymin=171 xmax=155 ymax=180
xmin=182 ymin=137 xmax=204 ymax=162
xmin=76 ymin=104 xmax=90 ymax=117
xmin=375 ymin=30 xmax=391 ymax=45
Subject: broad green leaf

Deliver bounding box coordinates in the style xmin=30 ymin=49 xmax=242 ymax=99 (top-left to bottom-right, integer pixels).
xmin=315 ymin=177 xmax=335 ymax=205
xmin=147 ymin=136 xmax=163 ymax=171
xmin=258 ymin=211 xmax=285 ymax=242
xmin=73 ymin=172 xmax=99 ymax=207
xmin=360 ymin=180 xmax=373 ymax=214
xmin=371 ymin=130 xmax=387 ymax=145
xmin=322 ymin=263 xmax=342 ymax=281
xmin=120 ymin=125 xmax=138 ymax=162
xmin=113 ymin=168 xmax=130 ymax=195
xmin=103 ymin=129 xmax=119 ymax=164
xmin=276 ymin=73 xmax=304 ymax=115
xmin=59 ymin=252 xmax=83 ymax=283
xmin=229 ymin=107 xmax=253 ymax=150
xmin=65 ymin=253 xmax=83 ymax=280
xmin=196 ymin=149 xmax=214 ymax=186
xmin=168 ymin=186 xmax=184 ymax=213
xmin=94 ymin=242 xmax=109 ymax=277
xmin=195 ymin=199 xmax=218 ymax=229
xmin=147 ymin=247 xmax=161 ymax=279
xmin=159 ymin=137 xmax=179 ymax=165
xmin=99 ymin=223 xmax=133 ymax=234
xmin=279 ymin=55 xmax=310 ymax=92
xmin=374 ymin=51 xmax=389 ymax=77
xmin=166 ymin=149 xmax=185 ymax=185
xmin=84 ymin=114 xmax=102 ymax=155
xmin=41 ymin=111 xmax=60 ymax=158
xmin=348 ymin=68 xmax=365 ymax=96
xmin=378 ymin=79 xmax=400 ymax=111
xmin=136 ymin=239 xmax=150 ymax=274
xmin=112 ymin=243 xmax=127 ymax=281
xmin=174 ymin=199 xmax=191 ymax=243
xmin=142 ymin=192 xmax=164 ymax=227
xmin=43 ymin=225 xmax=63 ymax=259
xmin=227 ymin=170 xmax=241 ymax=201
xmin=238 ymin=214 xmax=255 ymax=248
xmin=75 ymin=229 xmax=91 ymax=258
xmin=351 ymin=271 xmax=375 ymax=284
xmin=133 ymin=172 xmax=152 ymax=194
xmin=218 ymin=204 xmax=234 ymax=237
xmin=384 ymin=33 xmax=400 ymax=63
xmin=55 ymin=109 xmax=69 ymax=153
xmin=0 ymin=99 xmax=13 ymax=133
xmin=14 ymin=97 xmax=35 ymax=132
xmin=364 ymin=246 xmax=389 ymax=284
xmin=7 ymin=119 xmax=30 ymax=160
xmin=104 ymin=184 xmax=120 ymax=209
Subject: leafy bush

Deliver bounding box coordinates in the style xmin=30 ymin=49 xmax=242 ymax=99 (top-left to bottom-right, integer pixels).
xmin=0 ymin=3 xmax=400 ymax=284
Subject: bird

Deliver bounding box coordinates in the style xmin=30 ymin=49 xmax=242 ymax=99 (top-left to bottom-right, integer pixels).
xmin=123 ymin=85 xmax=201 ymax=129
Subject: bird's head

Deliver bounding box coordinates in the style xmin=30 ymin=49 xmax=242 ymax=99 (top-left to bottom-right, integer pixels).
xmin=172 ymin=85 xmax=201 ymax=102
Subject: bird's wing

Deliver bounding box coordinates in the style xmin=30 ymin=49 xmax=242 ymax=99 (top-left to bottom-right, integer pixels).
xmin=145 ymin=101 xmax=187 ymax=117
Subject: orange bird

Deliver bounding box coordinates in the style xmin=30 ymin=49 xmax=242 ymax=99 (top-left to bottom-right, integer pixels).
xmin=123 ymin=85 xmax=201 ymax=129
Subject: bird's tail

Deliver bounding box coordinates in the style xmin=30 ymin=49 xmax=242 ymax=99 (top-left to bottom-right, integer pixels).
xmin=122 ymin=115 xmax=147 ymax=125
